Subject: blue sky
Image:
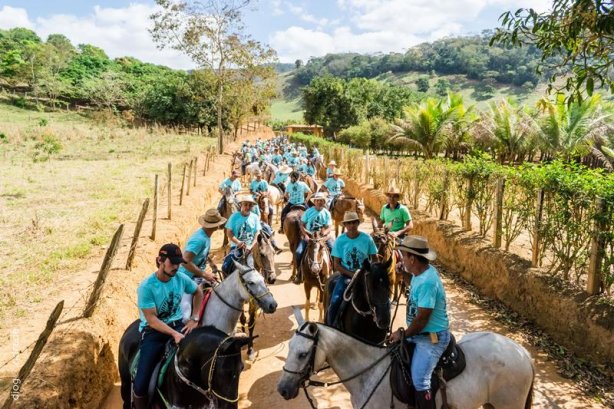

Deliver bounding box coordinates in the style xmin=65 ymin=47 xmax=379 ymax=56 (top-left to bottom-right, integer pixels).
xmin=0 ymin=0 xmax=550 ymax=69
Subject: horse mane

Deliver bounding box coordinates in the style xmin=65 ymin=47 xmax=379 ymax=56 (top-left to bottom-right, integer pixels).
xmin=303 ymin=321 xmax=388 ymax=349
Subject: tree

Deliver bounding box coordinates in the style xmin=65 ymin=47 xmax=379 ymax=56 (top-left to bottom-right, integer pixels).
xmin=535 ymin=93 xmax=613 ymax=167
xmin=473 ymin=99 xmax=537 ymax=164
xmin=295 ymin=59 xmax=303 ymax=69
xmin=151 ymin=0 xmax=276 ymax=153
xmin=491 ymin=0 xmax=614 ymax=102
xmin=388 ymin=96 xmax=463 ymax=159
xmin=415 ymin=77 xmax=429 ymax=92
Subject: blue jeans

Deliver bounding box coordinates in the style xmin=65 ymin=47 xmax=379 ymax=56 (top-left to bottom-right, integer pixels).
xmin=134 ymin=320 xmax=183 ymax=396
xmin=222 ymin=248 xmax=254 ymax=275
xmin=326 ymin=275 xmax=350 ymax=326
xmin=406 ymin=330 xmax=451 ymax=392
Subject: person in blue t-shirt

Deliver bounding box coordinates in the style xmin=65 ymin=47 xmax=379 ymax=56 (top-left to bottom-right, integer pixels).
xmin=323 ymin=171 xmax=345 ymax=209
xmin=326 ymin=211 xmax=377 ymax=326
xmin=280 ymin=171 xmax=312 ymax=229
xmin=178 ymin=209 xmax=227 ymax=323
xmin=271 ymin=165 xmax=292 ymax=193
xmin=222 ymin=194 xmax=262 ymax=275
xmin=134 ymin=243 xmax=203 ymax=408
xmin=272 ymin=150 xmax=283 ymax=166
xmin=293 ymin=192 xmax=335 ymax=284
xmin=326 ymin=160 xmax=337 ymax=179
xmin=217 ymin=170 xmax=242 ymax=213
xmin=299 ymin=158 xmax=316 ymax=176
xmin=388 ymin=236 xmax=449 ymax=409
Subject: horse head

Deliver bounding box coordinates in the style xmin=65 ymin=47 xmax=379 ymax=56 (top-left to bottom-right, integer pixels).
xmin=371 ymin=219 xmax=394 ymax=263
xmin=255 ymin=234 xmax=277 ymax=284
xmin=177 ymin=327 xmax=253 ymax=407
xmin=306 ymin=233 xmax=329 ymax=275
xmin=232 ymin=259 xmax=277 ymax=313
xmin=257 ymin=192 xmax=270 ymax=215
xmin=277 ymin=321 xmax=321 ymax=400
xmin=356 ymin=199 xmax=365 ymax=222
xmin=360 ymin=258 xmax=392 ymax=330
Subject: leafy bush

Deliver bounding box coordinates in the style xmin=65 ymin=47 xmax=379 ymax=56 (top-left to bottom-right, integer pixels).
xmin=32 ymin=133 xmax=62 ymax=162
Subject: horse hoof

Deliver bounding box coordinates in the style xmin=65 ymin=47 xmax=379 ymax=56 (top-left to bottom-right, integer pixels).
xmin=268 ymin=275 xmax=277 ymax=285
xmin=248 ymin=351 xmax=257 ymax=361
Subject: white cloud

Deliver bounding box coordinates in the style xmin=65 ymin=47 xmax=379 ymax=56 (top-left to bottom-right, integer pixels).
xmin=270 ymin=0 xmax=284 ymax=16
xmin=0 ymin=4 xmax=195 ymax=70
xmin=272 ymin=0 xmax=552 ymax=62
xmin=0 ymin=6 xmax=33 ymax=29
xmin=286 ymin=3 xmax=329 ymax=27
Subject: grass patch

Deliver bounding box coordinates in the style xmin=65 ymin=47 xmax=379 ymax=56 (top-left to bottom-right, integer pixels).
xmin=0 ymin=103 xmax=215 ymax=324
xmin=271 ymin=98 xmax=304 ymax=122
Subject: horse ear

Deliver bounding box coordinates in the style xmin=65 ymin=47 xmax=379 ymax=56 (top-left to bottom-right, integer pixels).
xmin=293 ymin=305 xmax=305 ymax=326
xmin=233 ymin=259 xmax=248 ymax=275
xmin=230 ymin=333 xmax=253 ymax=350
xmin=371 ymin=217 xmax=377 ymax=231
xmin=306 ymin=322 xmax=318 ymax=337
xmin=362 ymin=258 xmax=371 ymax=270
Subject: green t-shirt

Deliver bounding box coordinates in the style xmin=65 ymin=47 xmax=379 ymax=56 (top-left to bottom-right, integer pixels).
xmin=380 ymin=203 xmax=411 ymax=232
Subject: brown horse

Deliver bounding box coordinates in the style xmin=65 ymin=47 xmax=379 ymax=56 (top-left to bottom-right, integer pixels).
xmin=241 ymin=233 xmax=277 ymax=360
xmin=300 ymin=174 xmax=318 ymax=193
xmin=370 ymin=219 xmax=406 ymax=302
xmin=220 ymin=187 xmax=238 ymax=248
xmin=282 ymin=208 xmax=305 ymax=282
xmin=257 ymin=191 xmax=272 ymax=226
xmin=299 ymin=232 xmax=331 ymax=322
xmin=331 ymin=195 xmax=365 ymax=237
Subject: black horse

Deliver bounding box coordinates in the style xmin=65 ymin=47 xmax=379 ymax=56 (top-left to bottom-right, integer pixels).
xmin=325 ymin=258 xmax=392 ymax=344
xmin=119 ymin=322 xmax=251 ymax=409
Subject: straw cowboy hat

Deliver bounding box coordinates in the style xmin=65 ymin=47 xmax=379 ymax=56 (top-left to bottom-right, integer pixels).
xmin=253 ymin=169 xmax=262 ymax=176
xmin=342 ymin=211 xmax=360 ymax=224
xmin=311 ymin=192 xmax=328 ymax=201
xmin=279 ymin=165 xmax=293 ymax=174
xmin=385 ymin=187 xmax=402 ymax=197
xmin=198 ymin=209 xmax=227 ymax=228
xmin=396 ymin=235 xmax=437 ymax=261
xmin=328 ymin=160 xmax=337 ymax=166
xmin=333 ymin=170 xmax=343 ymax=176
xmin=236 ymin=194 xmax=256 ymax=205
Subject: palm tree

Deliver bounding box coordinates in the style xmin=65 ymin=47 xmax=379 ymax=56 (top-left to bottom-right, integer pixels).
xmin=535 ymin=94 xmax=614 ymax=169
xmin=441 ymin=93 xmax=477 ymax=160
xmin=473 ymin=98 xmax=537 ymax=164
xmin=388 ymin=94 xmax=464 ymax=159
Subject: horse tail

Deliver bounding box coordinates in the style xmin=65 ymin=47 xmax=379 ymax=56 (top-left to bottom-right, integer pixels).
xmin=524 ymin=363 xmax=535 ymax=409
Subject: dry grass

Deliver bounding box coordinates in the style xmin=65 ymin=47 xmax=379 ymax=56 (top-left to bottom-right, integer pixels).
xmin=0 ymin=104 xmax=214 ymax=324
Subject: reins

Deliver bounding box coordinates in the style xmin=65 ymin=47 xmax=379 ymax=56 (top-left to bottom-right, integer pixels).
xmin=282 ymin=325 xmax=399 ymax=409
xmin=171 ymin=336 xmax=242 ymax=406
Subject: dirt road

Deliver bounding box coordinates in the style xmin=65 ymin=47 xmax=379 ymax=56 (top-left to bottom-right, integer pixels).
xmin=102 ymin=209 xmax=605 ymax=408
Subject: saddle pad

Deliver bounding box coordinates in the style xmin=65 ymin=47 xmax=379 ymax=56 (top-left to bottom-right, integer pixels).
xmin=130 ymin=341 xmax=177 ymax=392
xmin=197 ymin=288 xmax=213 ymax=325
xmin=390 ymin=334 xmax=466 ymax=405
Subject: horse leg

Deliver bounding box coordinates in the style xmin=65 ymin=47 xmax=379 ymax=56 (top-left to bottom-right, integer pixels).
xmin=240 ymin=310 xmax=247 ymax=335
xmin=247 ymin=302 xmax=257 ymax=361
xmin=317 ymin=288 xmax=324 ymax=322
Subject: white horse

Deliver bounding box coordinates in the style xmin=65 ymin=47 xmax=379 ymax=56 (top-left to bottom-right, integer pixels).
xmin=267 ymin=184 xmax=284 ymax=221
xmin=278 ymin=319 xmax=535 ymax=409
xmin=245 ymin=161 xmax=261 ymax=178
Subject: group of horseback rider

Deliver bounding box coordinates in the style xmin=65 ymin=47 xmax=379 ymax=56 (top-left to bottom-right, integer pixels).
xmin=129 ymin=135 xmax=451 ymax=409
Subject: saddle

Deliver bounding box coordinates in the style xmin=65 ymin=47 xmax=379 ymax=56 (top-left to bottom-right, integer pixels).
xmin=390 ymin=334 xmax=466 ymax=407
xmin=130 ymin=341 xmax=177 ymax=403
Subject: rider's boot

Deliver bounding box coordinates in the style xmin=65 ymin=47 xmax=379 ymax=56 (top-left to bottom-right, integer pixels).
xmin=292 ymin=270 xmax=302 ymax=285
xmin=415 ymin=390 xmax=436 ymax=409
xmin=132 ymin=394 xmax=148 ymax=409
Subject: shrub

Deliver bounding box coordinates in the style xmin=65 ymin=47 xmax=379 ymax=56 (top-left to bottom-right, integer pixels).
xmin=32 ymin=133 xmax=62 ymax=162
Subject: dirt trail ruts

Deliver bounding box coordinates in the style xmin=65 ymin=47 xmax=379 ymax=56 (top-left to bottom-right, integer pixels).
xmin=102 ymin=210 xmax=605 ymax=408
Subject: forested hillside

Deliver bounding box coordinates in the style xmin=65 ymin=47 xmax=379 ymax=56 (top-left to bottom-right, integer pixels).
xmin=0 ymin=27 xmax=274 ymax=132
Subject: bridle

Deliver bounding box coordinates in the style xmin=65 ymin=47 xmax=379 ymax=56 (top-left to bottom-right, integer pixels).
xmin=171 ymin=336 xmax=242 ymax=406
xmin=211 ymin=265 xmax=272 ymax=313
xmin=282 ymin=322 xmax=398 ymax=409
xmin=343 ymin=268 xmax=390 ymax=326
xmin=302 ymin=236 xmax=330 ymax=291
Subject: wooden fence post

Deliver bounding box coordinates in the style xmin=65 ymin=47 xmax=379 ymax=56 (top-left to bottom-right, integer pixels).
xmin=492 ymin=177 xmax=505 ymax=248
xmin=587 ymin=197 xmax=607 ymax=295
xmin=203 ymin=152 xmax=208 ymax=176
xmin=463 ymin=177 xmax=474 ymax=230
xmin=1 ymin=301 xmax=64 ymax=409
xmin=413 ymin=164 xmax=420 ymax=210
xmin=193 ymin=157 xmax=198 ymax=187
xmin=83 ymin=225 xmax=124 ymax=317
xmin=126 ymin=199 xmax=150 ymax=270
xmin=150 ymin=175 xmax=158 ymax=241
xmin=167 ymin=163 xmax=172 ymax=220
xmin=439 ymin=171 xmax=449 ymax=220
xmin=532 ymin=189 xmax=545 ymax=267
xmin=364 ymin=153 xmax=370 ymax=184
xmin=179 ymin=163 xmax=187 ymax=205
xmin=186 ymin=160 xmax=193 ymax=196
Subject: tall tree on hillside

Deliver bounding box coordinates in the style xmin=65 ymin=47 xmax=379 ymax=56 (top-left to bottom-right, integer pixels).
xmin=492 ymin=0 xmax=614 ymax=102
xmin=535 ymin=94 xmax=614 ymax=168
xmin=150 ymin=0 xmax=276 ymax=154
